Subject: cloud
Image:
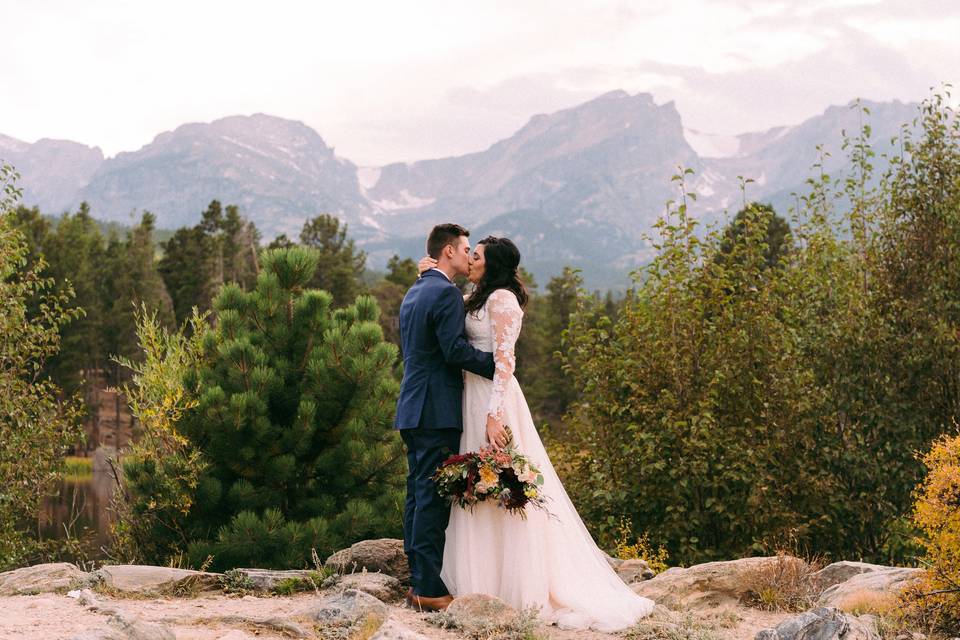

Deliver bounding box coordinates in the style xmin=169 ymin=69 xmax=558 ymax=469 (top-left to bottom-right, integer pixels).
xmin=0 ymin=0 xmax=956 ymax=165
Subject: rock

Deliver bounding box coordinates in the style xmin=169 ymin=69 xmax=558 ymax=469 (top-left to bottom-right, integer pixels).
xmin=631 ymin=556 xmax=781 ymax=610
xmin=445 ymin=593 xmax=518 ymax=631
xmin=333 ymin=572 xmax=404 ymax=601
xmin=108 ymin=611 xmax=176 ymax=640
xmin=370 ymin=617 xmax=431 ymax=640
xmin=0 ymin=562 xmax=94 ymax=595
xmin=605 ymin=553 xmax=624 ymax=571
xmin=303 ymin=588 xmax=390 ymax=625
xmin=326 ymin=538 xmax=410 ymax=583
xmin=199 ymin=615 xmax=309 ymax=638
xmin=817 ymin=567 xmax=923 ymax=608
xmin=96 ymin=565 xmax=222 ymax=596
xmin=68 ymin=631 xmax=123 ymax=640
xmin=754 ymin=607 xmax=878 ymax=640
xmin=617 ymin=558 xmax=656 ymax=583
xmin=215 ymin=632 xmax=257 ymax=640
xmin=813 ymin=561 xmax=904 ymax=591
xmin=230 ymin=568 xmax=320 ymax=592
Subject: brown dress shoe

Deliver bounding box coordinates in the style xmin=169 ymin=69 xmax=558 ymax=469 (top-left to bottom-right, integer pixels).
xmin=409 ymin=593 xmax=454 ymax=611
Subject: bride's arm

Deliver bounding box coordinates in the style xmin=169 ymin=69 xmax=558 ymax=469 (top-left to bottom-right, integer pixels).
xmin=486 ymin=289 xmax=523 ymax=447
xmin=417 ymin=256 xmax=437 ymax=275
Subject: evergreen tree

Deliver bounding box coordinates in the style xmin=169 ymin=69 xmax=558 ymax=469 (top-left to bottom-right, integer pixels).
xmin=370 ymin=255 xmax=419 ymax=347
xmin=159 ymin=226 xmax=209 ymax=324
xmin=716 ymin=203 xmax=793 ymax=270
xmin=299 ymin=214 xmax=366 ymax=307
xmin=159 ymin=200 xmax=260 ymax=324
xmin=178 ymin=246 xmax=404 ymax=570
xmin=43 ymin=204 xmax=109 ymax=391
xmin=267 ymin=234 xmax=296 ymax=250
xmin=107 ymin=213 xmax=175 ymax=371
xmin=515 ymin=267 xmax=583 ymax=427
xmin=385 ymin=255 xmax=418 ymax=286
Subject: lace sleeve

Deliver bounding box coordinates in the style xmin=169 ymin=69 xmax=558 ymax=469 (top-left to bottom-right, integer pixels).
xmin=487 ymin=289 xmax=524 ymax=420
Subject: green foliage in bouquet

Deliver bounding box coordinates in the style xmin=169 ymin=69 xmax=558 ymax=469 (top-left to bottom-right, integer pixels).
xmin=176 ymin=246 xmax=404 ymax=570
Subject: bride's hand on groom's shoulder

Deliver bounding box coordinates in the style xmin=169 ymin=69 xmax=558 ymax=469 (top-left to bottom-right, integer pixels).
xmin=418 ymin=256 xmax=437 ymax=275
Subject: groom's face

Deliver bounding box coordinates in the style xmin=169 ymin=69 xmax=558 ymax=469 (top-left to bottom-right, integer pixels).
xmin=448 ymin=235 xmax=472 ymax=277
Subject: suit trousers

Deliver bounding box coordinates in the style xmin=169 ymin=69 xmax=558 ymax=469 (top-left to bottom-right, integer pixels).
xmin=400 ymin=427 xmax=461 ymax=597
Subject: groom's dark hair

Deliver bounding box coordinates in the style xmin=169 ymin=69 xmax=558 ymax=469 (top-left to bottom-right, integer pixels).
xmin=427 ymin=223 xmax=469 ymax=259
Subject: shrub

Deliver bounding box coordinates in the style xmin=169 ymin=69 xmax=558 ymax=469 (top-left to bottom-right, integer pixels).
xmin=615 ymin=517 xmax=670 ymax=574
xmin=908 ymin=429 xmax=960 ymax=631
xmin=741 ymin=552 xmax=823 ymax=612
xmin=0 ymin=163 xmax=84 ymax=569
xmin=111 ymin=305 xmax=208 ymax=564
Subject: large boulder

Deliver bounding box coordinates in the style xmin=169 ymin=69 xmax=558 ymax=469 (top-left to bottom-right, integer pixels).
xmin=326 ymin=539 xmax=410 ymax=583
xmin=96 ymin=565 xmax=221 ymax=596
xmin=229 ymin=568 xmax=320 ymax=592
xmin=0 ymin=562 xmax=93 ymax=595
xmin=755 ymin=606 xmax=877 ymax=640
xmin=817 ymin=567 xmax=923 ymax=609
xmin=303 ymin=588 xmax=390 ymax=625
xmin=631 ymin=556 xmax=780 ymax=610
xmin=334 ymin=572 xmax=404 ymax=602
xmin=813 ymin=561 xmax=901 ymax=591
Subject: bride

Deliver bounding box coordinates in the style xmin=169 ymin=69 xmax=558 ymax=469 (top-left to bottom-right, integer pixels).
xmin=418 ymin=237 xmax=654 ymax=632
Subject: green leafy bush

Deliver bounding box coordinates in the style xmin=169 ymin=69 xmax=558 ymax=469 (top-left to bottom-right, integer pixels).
xmin=0 ymin=163 xmax=84 ymax=569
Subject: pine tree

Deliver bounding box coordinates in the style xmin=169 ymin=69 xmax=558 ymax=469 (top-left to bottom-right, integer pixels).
xmin=159 ymin=201 xmax=260 ymax=324
xmin=107 ymin=213 xmax=175 ymax=371
xmin=179 ymin=246 xmax=404 ymax=570
xmin=43 ymin=204 xmax=109 ymax=391
xmin=299 ymin=214 xmax=366 ymax=307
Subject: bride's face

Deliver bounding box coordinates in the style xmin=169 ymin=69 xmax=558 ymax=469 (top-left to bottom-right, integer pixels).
xmin=468 ymin=244 xmax=486 ymax=284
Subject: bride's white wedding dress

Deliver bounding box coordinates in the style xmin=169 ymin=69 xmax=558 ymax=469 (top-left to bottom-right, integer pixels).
xmin=440 ymin=289 xmax=654 ymax=632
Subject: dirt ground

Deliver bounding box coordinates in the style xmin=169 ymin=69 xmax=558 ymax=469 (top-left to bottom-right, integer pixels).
xmin=0 ymin=590 xmax=792 ymax=640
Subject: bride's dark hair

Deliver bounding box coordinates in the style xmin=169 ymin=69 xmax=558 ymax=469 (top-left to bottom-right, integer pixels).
xmin=465 ymin=236 xmax=528 ymax=315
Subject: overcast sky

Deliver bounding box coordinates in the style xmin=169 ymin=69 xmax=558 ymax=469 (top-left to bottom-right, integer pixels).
xmin=2 ymin=0 xmax=957 ymax=165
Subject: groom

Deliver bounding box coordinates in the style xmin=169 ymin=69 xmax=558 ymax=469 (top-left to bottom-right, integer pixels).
xmin=395 ymin=223 xmax=495 ymax=611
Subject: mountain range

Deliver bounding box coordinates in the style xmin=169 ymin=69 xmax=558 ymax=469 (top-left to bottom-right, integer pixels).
xmin=0 ymin=92 xmax=919 ymax=287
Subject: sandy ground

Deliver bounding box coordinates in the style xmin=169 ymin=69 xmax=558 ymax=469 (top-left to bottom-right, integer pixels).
xmin=0 ymin=590 xmax=793 ymax=640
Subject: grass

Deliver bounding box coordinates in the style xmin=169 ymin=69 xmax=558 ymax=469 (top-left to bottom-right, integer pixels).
xmin=741 ymin=551 xmax=824 ymax=612
xmin=624 ymin=609 xmax=732 ymax=640
xmin=271 ymin=569 xmax=332 ymax=595
xmin=837 ymin=590 xmax=900 ymax=617
xmin=427 ymin=605 xmax=544 ymax=640
xmin=63 ymin=455 xmax=93 ymax=480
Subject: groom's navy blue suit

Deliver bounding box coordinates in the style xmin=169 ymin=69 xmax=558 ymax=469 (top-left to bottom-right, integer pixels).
xmin=395 ymin=269 xmax=494 ymax=597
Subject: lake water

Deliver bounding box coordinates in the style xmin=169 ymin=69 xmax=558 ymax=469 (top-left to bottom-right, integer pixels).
xmin=39 ymin=469 xmax=115 ymax=561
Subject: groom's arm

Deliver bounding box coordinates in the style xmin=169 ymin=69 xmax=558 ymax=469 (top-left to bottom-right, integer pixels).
xmin=433 ymin=285 xmax=495 ymax=380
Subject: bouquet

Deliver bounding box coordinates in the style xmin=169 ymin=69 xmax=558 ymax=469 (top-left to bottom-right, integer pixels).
xmin=433 ymin=435 xmax=546 ymax=518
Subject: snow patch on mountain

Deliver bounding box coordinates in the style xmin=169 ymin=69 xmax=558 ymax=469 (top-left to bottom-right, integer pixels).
xmin=357 ymin=167 xmax=382 ymax=192
xmin=684 ymin=129 xmax=740 ymax=158
xmin=371 ymin=189 xmax=435 ymax=212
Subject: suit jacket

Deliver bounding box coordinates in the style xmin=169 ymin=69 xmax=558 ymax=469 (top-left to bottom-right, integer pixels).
xmin=395 ymin=270 xmax=495 ymax=430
